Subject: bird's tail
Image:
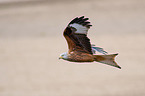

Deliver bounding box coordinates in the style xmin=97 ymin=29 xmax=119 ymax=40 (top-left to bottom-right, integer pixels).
xmin=93 ymin=53 xmax=121 ymax=69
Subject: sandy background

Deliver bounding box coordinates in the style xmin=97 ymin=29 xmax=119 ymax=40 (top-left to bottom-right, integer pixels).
xmin=0 ymin=0 xmax=145 ymax=96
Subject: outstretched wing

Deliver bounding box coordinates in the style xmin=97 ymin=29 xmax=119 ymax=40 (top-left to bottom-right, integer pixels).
xmin=63 ymin=16 xmax=93 ymax=54
xmin=91 ymin=44 xmax=108 ymax=55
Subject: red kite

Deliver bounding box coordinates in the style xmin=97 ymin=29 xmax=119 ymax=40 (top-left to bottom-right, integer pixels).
xmin=59 ymin=16 xmax=121 ymax=69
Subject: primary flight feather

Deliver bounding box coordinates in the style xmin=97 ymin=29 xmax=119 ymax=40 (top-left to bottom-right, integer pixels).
xmin=59 ymin=16 xmax=121 ymax=69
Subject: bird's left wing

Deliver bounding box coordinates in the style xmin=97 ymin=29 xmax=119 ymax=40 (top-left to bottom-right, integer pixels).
xmin=63 ymin=16 xmax=93 ymax=54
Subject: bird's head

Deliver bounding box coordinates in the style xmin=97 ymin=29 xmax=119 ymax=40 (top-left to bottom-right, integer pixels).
xmin=59 ymin=52 xmax=68 ymax=60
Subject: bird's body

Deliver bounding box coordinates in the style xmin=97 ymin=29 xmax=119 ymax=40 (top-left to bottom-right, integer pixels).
xmin=59 ymin=16 xmax=121 ymax=69
xmin=66 ymin=51 xmax=94 ymax=62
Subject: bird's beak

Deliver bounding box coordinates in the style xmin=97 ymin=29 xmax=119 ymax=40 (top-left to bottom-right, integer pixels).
xmin=59 ymin=56 xmax=63 ymax=59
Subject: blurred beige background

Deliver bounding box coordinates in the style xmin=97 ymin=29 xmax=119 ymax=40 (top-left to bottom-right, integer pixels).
xmin=0 ymin=0 xmax=145 ymax=96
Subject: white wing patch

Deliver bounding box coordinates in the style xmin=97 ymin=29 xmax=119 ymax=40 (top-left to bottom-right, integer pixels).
xmin=69 ymin=23 xmax=89 ymax=35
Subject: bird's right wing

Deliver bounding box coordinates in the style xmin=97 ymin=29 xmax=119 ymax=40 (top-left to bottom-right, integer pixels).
xmin=91 ymin=45 xmax=108 ymax=55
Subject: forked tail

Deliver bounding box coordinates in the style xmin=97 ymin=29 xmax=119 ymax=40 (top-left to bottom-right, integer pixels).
xmin=93 ymin=53 xmax=121 ymax=69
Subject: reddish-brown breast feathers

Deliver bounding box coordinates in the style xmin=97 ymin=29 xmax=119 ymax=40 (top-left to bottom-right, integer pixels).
xmin=67 ymin=51 xmax=94 ymax=62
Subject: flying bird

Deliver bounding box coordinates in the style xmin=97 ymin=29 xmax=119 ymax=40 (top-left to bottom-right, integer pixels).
xmin=59 ymin=16 xmax=121 ymax=69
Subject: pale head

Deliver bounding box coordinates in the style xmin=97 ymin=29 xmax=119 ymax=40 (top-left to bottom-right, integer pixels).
xmin=59 ymin=52 xmax=68 ymax=60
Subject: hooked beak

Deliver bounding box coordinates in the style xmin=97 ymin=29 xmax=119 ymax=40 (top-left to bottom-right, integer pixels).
xmin=59 ymin=56 xmax=63 ymax=59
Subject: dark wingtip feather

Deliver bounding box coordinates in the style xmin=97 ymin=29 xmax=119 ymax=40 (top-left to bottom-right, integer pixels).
xmin=117 ymin=66 xmax=121 ymax=69
xmin=68 ymin=16 xmax=92 ymax=28
xmin=79 ymin=16 xmax=85 ymax=19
